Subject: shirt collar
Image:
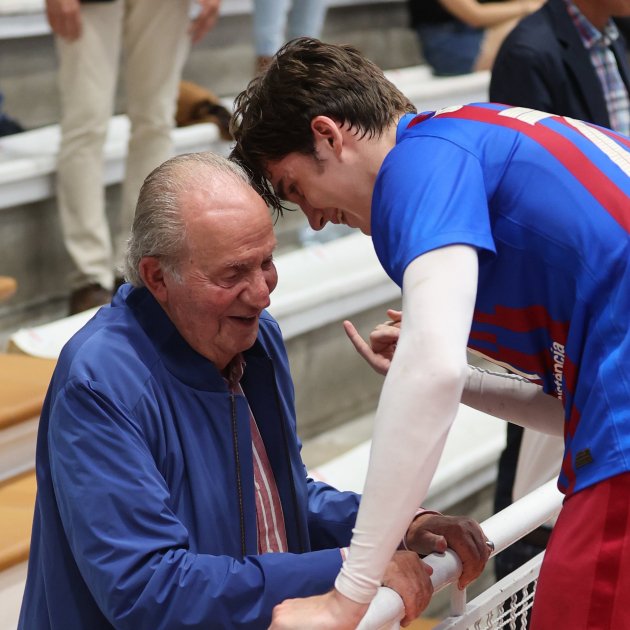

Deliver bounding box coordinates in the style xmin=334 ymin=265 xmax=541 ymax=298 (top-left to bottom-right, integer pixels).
xmin=396 ymin=112 xmax=432 ymax=143
xmin=563 ymin=0 xmax=619 ymax=49
xmin=222 ymin=354 xmax=246 ymax=390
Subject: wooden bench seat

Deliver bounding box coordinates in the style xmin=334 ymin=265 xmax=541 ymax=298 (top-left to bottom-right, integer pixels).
xmin=0 ymin=471 xmax=36 ymax=573
xmin=0 ymin=354 xmax=55 ymax=431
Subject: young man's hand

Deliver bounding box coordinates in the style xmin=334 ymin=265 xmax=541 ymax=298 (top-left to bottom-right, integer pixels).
xmin=344 ymin=308 xmax=402 ymax=375
xmin=269 ymin=589 xmax=367 ymax=630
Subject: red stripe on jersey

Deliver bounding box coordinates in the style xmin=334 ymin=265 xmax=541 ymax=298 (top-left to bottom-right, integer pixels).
xmin=566 ymin=403 xmax=581 ymax=440
xmin=560 ymin=446 xmax=576 ymax=495
xmin=586 ymin=478 xmax=630 ymax=628
xmin=429 ymin=106 xmax=630 ymax=233
xmin=562 ymin=352 xmax=577 ymax=399
xmin=474 ymin=304 xmax=569 ymax=342
xmin=468 ymin=330 xmax=496 ymax=344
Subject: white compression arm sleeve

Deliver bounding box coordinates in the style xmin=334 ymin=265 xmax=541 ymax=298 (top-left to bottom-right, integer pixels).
xmin=335 ymin=245 xmax=479 ymax=603
xmin=462 ymin=366 xmax=564 ymax=436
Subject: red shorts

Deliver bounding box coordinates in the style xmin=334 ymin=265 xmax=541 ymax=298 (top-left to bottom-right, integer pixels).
xmin=531 ymin=472 xmax=630 ymax=630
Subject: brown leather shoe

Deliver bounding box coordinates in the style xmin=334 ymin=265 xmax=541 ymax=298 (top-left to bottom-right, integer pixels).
xmin=69 ymin=283 xmax=112 ymax=315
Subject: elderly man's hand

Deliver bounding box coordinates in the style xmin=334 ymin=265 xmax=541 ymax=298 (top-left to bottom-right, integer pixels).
xmin=382 ymin=550 xmax=434 ymax=626
xmin=404 ymin=513 xmax=491 ymax=589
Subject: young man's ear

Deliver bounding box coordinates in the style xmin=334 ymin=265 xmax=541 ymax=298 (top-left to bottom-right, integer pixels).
xmin=311 ymin=116 xmax=343 ymax=156
xmin=139 ymin=257 xmax=168 ymax=304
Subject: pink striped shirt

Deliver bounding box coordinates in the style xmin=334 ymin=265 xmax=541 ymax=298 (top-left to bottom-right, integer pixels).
xmin=225 ymin=357 xmax=288 ymax=554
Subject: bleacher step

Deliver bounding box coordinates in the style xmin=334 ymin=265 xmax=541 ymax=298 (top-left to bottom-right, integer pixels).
xmin=0 ymin=354 xmax=55 ymax=483
xmin=0 ymin=472 xmax=35 ymax=573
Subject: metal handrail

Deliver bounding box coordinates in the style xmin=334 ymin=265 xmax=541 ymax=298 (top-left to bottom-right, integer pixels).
xmin=357 ymin=479 xmax=563 ymax=630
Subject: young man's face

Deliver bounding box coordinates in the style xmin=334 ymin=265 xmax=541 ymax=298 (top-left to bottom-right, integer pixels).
xmin=266 ymin=151 xmax=372 ymax=235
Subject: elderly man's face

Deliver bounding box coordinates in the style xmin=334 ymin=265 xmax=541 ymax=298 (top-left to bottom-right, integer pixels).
xmin=151 ymin=177 xmax=278 ymax=369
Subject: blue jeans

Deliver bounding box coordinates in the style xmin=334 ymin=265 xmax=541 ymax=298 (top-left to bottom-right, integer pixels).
xmin=253 ymin=0 xmax=327 ymax=57
xmin=415 ymin=21 xmax=483 ymax=76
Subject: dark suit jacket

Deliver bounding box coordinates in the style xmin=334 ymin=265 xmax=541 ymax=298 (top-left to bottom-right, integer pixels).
xmin=489 ymin=0 xmax=630 ymax=127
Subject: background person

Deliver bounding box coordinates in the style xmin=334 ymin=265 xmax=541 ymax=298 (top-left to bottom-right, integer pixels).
xmin=407 ymin=0 xmax=543 ymax=76
xmin=46 ymin=0 xmax=220 ymax=315
xmin=490 ymin=0 xmax=630 ymax=135
xmin=253 ymin=0 xmax=327 ymax=73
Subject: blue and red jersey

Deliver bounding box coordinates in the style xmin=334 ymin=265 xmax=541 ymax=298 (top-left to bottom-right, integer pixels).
xmin=372 ymin=104 xmax=630 ymax=496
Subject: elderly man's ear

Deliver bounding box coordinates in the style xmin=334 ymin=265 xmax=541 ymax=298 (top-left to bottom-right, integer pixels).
xmin=139 ymin=257 xmax=168 ymax=303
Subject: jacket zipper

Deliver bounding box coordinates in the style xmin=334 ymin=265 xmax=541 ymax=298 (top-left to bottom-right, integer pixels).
xmin=230 ymin=392 xmax=247 ymax=557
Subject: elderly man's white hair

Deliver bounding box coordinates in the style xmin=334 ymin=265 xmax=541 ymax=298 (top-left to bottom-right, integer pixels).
xmin=123 ymin=152 xmax=251 ymax=287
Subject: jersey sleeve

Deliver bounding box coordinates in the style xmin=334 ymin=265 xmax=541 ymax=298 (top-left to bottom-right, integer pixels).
xmin=371 ymin=134 xmax=496 ymax=286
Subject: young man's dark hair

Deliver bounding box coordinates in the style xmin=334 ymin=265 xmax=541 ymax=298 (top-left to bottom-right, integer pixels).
xmin=230 ymin=37 xmax=416 ymax=212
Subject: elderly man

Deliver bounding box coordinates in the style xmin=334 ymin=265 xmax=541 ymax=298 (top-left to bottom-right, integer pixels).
xmin=19 ymin=152 xmax=489 ymax=629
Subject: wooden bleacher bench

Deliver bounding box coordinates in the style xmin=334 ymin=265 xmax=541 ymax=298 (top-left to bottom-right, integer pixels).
xmin=0 ymin=354 xmax=55 ymax=433
xmin=0 ymin=471 xmax=36 ymax=573
xmin=0 ymin=354 xmax=54 ymax=575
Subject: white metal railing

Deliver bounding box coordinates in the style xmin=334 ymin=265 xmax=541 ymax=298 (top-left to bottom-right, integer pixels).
xmin=357 ymin=479 xmax=563 ymax=630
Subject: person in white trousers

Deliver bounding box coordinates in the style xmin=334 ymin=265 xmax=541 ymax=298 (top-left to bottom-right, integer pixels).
xmin=46 ymin=0 xmax=220 ymax=314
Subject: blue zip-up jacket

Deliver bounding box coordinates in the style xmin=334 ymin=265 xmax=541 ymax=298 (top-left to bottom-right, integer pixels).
xmin=19 ymin=285 xmax=360 ymax=629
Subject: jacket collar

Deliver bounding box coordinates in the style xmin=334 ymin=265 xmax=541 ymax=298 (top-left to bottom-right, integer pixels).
xmin=117 ymin=285 xmax=266 ymax=392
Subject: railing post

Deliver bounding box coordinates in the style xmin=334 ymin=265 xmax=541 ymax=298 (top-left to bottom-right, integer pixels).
xmin=355 ymin=587 xmax=404 ymax=630
xmin=449 ymin=585 xmax=466 ymax=616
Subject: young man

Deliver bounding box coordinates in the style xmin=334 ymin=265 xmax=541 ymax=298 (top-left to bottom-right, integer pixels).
xmin=230 ymin=38 xmax=630 ymax=629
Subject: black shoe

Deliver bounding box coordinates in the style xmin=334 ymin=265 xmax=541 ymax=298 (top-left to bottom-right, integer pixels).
xmin=0 ymin=115 xmax=24 ymax=137
xmin=69 ymin=283 xmax=112 ymax=315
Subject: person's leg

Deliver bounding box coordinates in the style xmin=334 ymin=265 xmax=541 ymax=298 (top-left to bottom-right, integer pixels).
xmin=286 ymin=0 xmax=327 ymax=41
xmin=531 ymin=472 xmax=630 ymax=629
xmin=56 ymin=1 xmax=123 ymax=295
xmin=116 ymin=0 xmax=191 ymax=275
xmin=253 ymin=0 xmax=290 ymax=70
xmin=415 ymin=21 xmax=483 ymax=76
